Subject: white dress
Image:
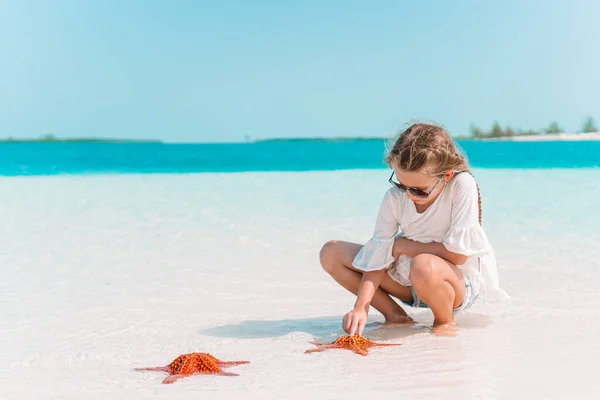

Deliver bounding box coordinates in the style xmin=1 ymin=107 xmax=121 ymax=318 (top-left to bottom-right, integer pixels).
xmin=352 ymin=172 xmax=510 ymax=313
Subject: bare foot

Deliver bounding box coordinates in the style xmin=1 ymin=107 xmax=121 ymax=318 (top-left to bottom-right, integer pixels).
xmin=383 ymin=314 xmax=415 ymax=325
xmin=431 ymin=322 xmax=457 ymax=337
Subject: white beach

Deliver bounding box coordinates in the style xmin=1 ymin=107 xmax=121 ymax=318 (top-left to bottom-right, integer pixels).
xmin=484 ymin=132 xmax=600 ymax=141
xmin=2 ymin=169 xmax=600 ymax=399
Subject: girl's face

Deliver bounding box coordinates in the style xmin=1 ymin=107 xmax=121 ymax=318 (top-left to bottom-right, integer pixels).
xmin=391 ymin=166 xmax=455 ymax=206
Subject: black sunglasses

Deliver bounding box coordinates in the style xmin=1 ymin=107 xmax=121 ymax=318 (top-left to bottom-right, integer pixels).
xmin=388 ymin=171 xmax=445 ymax=199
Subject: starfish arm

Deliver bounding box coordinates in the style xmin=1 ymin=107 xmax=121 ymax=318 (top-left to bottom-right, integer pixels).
xmin=351 ymin=342 xmax=368 ymax=356
xmin=217 ymin=371 xmax=239 ymax=376
xmin=162 ymin=374 xmax=186 ymax=384
xmin=206 ymin=355 xmax=221 ymax=363
xmin=218 ymin=360 xmax=250 ymax=367
xmin=135 ymin=366 xmax=169 ymax=372
xmin=373 ymin=342 xmax=401 ymax=348
xmin=304 ymin=348 xmax=324 ymax=354
xmin=305 ymin=343 xmax=337 ymax=354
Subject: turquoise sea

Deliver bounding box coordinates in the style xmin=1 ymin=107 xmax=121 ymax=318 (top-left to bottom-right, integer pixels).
xmin=1 ymin=140 xmax=599 ymax=176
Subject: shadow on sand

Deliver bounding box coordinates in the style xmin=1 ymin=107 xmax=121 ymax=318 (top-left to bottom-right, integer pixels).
xmin=201 ymin=315 xmax=430 ymax=342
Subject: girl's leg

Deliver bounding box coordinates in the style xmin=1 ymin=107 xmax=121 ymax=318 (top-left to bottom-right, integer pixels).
xmin=319 ymin=240 xmax=414 ymax=323
xmin=408 ymin=254 xmax=466 ymax=333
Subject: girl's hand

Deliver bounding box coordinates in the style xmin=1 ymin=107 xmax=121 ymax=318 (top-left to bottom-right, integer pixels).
xmin=342 ymin=307 xmax=368 ymax=336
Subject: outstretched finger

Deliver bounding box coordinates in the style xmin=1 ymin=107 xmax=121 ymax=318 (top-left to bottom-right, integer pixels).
xmin=357 ymin=319 xmax=366 ymax=337
xmin=348 ymin=317 xmax=358 ymax=336
xmin=342 ymin=314 xmax=351 ymax=333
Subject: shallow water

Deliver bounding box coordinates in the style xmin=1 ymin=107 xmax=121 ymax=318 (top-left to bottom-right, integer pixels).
xmin=1 ymin=169 xmax=599 ymax=399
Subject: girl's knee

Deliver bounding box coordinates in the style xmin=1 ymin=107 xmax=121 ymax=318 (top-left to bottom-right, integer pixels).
xmin=319 ymin=240 xmax=340 ymax=273
xmin=409 ymin=254 xmax=440 ymax=287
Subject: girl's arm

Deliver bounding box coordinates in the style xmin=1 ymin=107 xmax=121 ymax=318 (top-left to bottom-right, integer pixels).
xmin=343 ymin=269 xmax=387 ymax=336
xmin=392 ymin=237 xmax=468 ymax=266
xmin=354 ymin=270 xmax=386 ymax=311
xmin=344 ymin=188 xmax=400 ymax=336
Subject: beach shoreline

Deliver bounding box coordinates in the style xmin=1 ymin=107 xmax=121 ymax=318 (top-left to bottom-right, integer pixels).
xmin=480 ymin=132 xmax=600 ymax=141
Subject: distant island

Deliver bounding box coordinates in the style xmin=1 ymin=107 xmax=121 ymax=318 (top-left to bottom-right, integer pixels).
xmin=0 ymin=134 xmax=162 ymax=144
xmin=257 ymin=116 xmax=600 ymax=142
xmin=4 ymin=117 xmax=599 ymax=144
xmin=460 ymin=116 xmax=598 ymax=140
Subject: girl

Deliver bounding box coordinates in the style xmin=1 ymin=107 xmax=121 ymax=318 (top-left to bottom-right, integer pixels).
xmin=319 ymin=122 xmax=510 ymax=336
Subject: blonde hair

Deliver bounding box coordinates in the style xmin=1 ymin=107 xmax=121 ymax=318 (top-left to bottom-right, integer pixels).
xmin=385 ymin=122 xmax=482 ymax=225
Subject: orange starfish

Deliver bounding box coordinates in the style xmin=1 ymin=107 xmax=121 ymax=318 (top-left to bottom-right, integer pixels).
xmin=305 ymin=335 xmax=400 ymax=356
xmin=135 ymin=352 xmax=249 ymax=384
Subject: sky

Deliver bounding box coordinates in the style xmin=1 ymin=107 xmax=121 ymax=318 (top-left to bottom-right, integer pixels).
xmin=0 ymin=0 xmax=599 ymax=143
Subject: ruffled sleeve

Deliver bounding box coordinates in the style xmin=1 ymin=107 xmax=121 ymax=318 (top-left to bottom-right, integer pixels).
xmin=442 ymin=173 xmax=489 ymax=258
xmin=352 ymin=188 xmax=400 ymax=272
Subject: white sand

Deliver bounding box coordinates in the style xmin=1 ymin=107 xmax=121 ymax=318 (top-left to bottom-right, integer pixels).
xmin=484 ymin=132 xmax=600 ymax=141
xmin=2 ymin=169 xmax=600 ymax=399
